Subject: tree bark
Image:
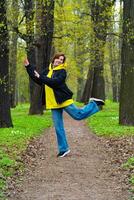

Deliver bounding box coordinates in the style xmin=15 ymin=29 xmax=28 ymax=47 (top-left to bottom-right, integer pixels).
xmin=81 ymin=66 xmax=94 ymax=104
xmin=9 ymin=0 xmax=19 ymax=108
xmin=109 ymin=1 xmax=122 ymax=102
xmin=76 ymin=73 xmax=85 ymax=102
xmin=91 ymin=39 xmax=105 ymax=100
xmin=109 ymin=37 xmax=120 ymax=102
xmin=119 ymin=0 xmax=134 ymax=125
xmin=82 ymin=0 xmax=114 ymax=102
xmin=89 ymin=1 xmax=108 ymax=100
xmin=24 ymin=0 xmax=40 ymax=114
xmin=35 ymin=0 xmax=54 ymax=70
xmin=0 ymin=1 xmax=13 ymax=128
xmin=25 ymin=0 xmax=54 ymax=115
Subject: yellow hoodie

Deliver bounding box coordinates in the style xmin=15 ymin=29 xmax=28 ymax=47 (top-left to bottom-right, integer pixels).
xmin=45 ymin=63 xmax=73 ymax=109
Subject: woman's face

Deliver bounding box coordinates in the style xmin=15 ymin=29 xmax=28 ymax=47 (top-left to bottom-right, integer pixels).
xmin=53 ymin=58 xmax=61 ymax=66
xmin=59 ymin=56 xmax=64 ymax=64
xmin=53 ymin=56 xmax=65 ymax=66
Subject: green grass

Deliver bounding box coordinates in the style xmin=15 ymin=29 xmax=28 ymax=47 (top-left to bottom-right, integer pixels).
xmin=123 ymin=157 xmax=134 ymax=169
xmin=0 ymin=104 xmax=52 ymax=152
xmin=87 ymin=100 xmax=134 ymax=137
xmin=0 ymin=104 xmax=52 ymax=198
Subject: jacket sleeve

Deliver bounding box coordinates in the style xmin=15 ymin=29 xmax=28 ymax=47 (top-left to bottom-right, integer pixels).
xmin=38 ymin=69 xmax=67 ymax=88
xmin=25 ymin=64 xmax=48 ymax=86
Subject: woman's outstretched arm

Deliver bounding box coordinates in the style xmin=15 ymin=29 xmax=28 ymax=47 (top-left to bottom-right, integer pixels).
xmin=24 ymin=59 xmax=67 ymax=88
xmin=24 ymin=59 xmax=48 ymax=86
xmin=35 ymin=69 xmax=67 ymax=88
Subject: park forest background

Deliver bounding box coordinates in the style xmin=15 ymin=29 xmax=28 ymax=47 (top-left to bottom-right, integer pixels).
xmin=0 ymin=0 xmax=134 ymax=127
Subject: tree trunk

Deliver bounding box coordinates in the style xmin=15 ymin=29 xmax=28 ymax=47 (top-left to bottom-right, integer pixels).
xmin=0 ymin=1 xmax=13 ymax=128
xmin=109 ymin=1 xmax=122 ymax=102
xmin=91 ymin=66 xmax=105 ymax=100
xmin=109 ymin=35 xmax=119 ymax=102
xmin=25 ymin=0 xmax=54 ymax=115
xmin=76 ymin=76 xmax=84 ymax=102
xmin=81 ymin=66 xmax=94 ymax=104
xmin=119 ymin=0 xmax=134 ymax=125
xmin=35 ymin=0 xmax=55 ymax=69
xmin=9 ymin=0 xmax=19 ymax=108
xmin=24 ymin=0 xmax=43 ymax=115
xmin=84 ymin=0 xmax=114 ymax=102
xmin=89 ymin=2 xmax=106 ymax=100
xmin=91 ymin=39 xmax=105 ymax=100
xmin=76 ymin=61 xmax=85 ymax=102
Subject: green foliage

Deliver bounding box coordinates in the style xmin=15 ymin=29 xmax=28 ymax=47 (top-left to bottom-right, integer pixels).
xmin=54 ymin=0 xmax=91 ymax=95
xmin=87 ymin=100 xmax=134 ymax=137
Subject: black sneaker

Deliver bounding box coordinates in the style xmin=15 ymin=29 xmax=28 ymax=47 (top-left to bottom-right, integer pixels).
xmin=90 ymin=97 xmax=105 ymax=106
xmin=57 ymin=150 xmax=70 ymax=158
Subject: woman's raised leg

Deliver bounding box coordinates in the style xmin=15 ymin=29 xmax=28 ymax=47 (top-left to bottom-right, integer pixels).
xmin=64 ymin=101 xmax=100 ymax=120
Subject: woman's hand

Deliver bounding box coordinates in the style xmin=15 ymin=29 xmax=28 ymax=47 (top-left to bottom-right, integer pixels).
xmin=24 ymin=58 xmax=29 ymax=67
xmin=34 ymin=70 xmax=40 ymax=78
xmin=24 ymin=59 xmax=40 ymax=78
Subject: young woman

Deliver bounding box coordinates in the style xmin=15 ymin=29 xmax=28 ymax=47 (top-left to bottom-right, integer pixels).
xmin=24 ymin=53 xmax=105 ymax=158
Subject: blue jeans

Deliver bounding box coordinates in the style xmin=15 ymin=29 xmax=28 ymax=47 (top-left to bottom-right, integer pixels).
xmin=51 ymin=101 xmax=99 ymax=153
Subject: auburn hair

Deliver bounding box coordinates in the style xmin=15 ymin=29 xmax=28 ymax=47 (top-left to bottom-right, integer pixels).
xmin=51 ymin=53 xmax=66 ymax=64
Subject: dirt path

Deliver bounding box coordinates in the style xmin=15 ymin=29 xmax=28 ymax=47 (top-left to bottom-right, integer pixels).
xmin=8 ymin=113 xmax=130 ymax=200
